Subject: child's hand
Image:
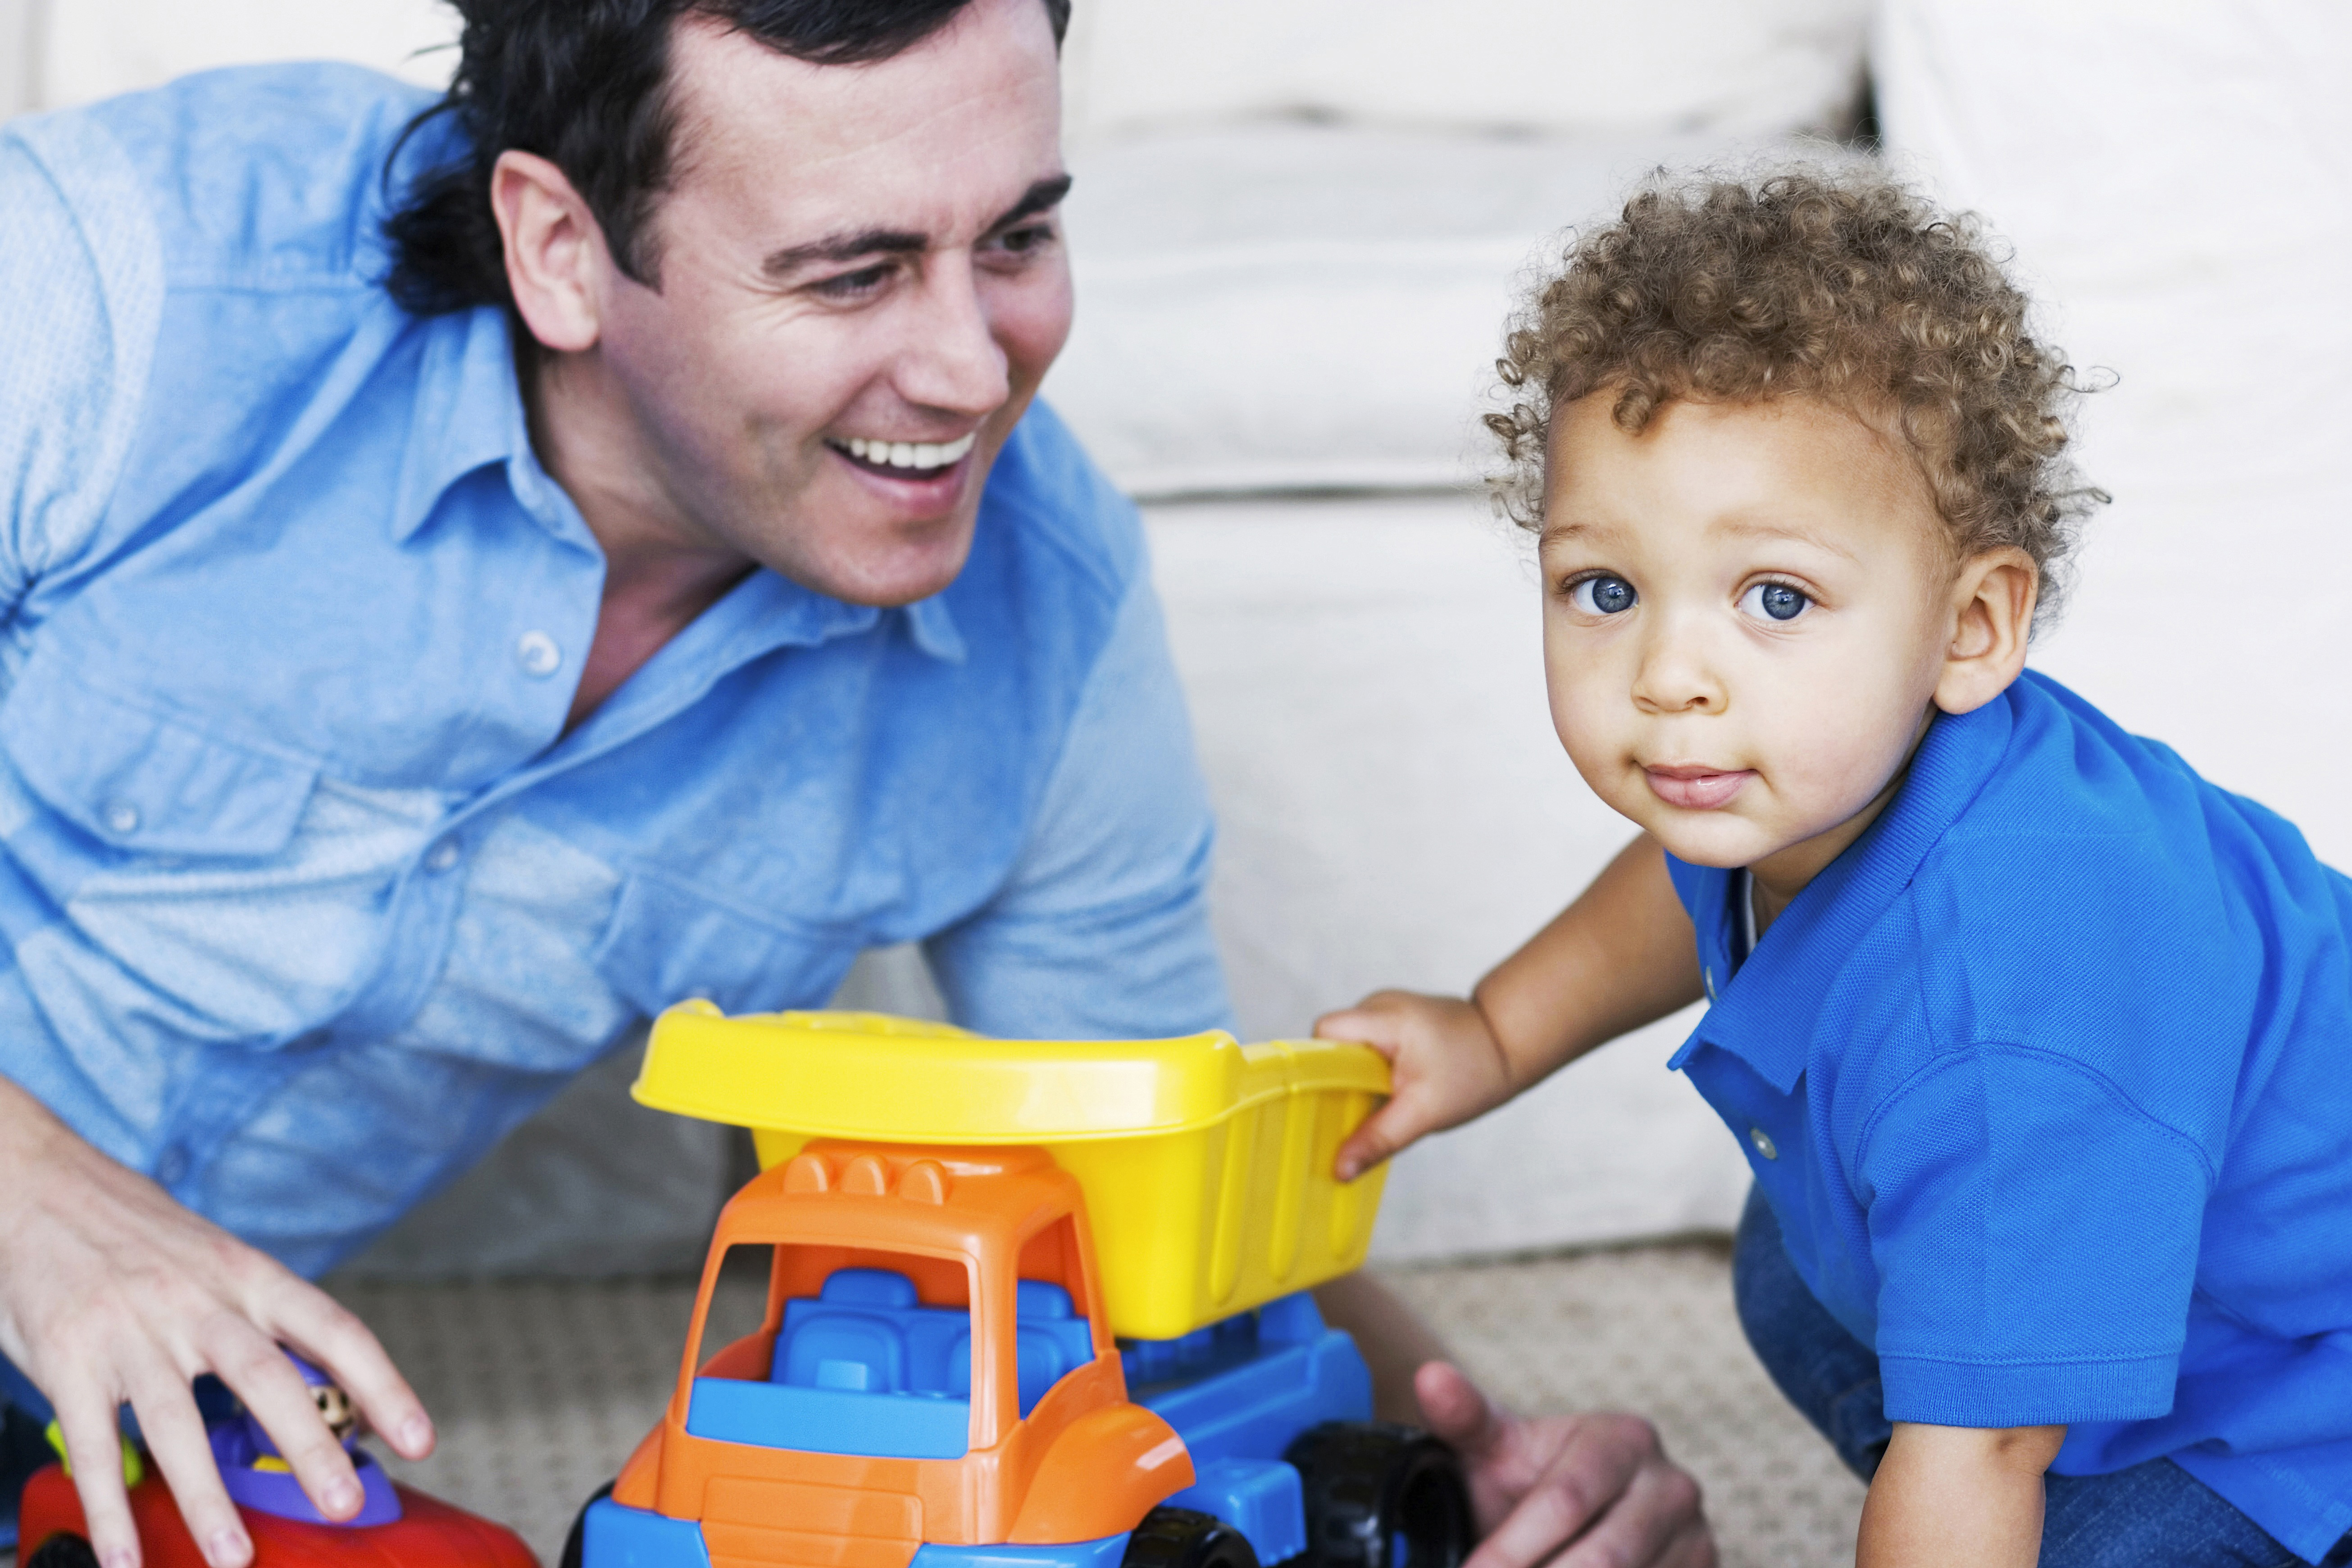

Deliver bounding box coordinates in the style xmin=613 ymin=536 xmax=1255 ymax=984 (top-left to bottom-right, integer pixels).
xmin=1315 ymin=991 xmax=1517 ymax=1180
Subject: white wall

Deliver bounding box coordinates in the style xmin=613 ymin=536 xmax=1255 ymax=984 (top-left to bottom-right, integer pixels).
xmin=31 ymin=0 xmax=456 ymax=107
xmin=0 ymin=0 xmax=35 ymax=118
xmin=1875 ymin=0 xmax=2352 ymax=868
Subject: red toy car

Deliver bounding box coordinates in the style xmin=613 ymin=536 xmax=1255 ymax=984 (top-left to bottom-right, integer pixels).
xmin=15 ymin=1360 xmax=533 ymax=1568
xmin=17 ymin=1464 xmax=537 ymax=1568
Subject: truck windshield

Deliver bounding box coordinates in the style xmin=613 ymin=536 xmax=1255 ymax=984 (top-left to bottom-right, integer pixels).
xmin=684 ymin=1245 xmax=979 ymax=1460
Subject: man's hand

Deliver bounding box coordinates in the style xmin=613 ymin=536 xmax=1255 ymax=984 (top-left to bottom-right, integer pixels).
xmin=1420 ymin=1362 xmax=1714 ymax=1568
xmin=1315 ymin=992 xmax=1517 ymax=1181
xmin=0 ymin=1077 xmax=433 ymax=1568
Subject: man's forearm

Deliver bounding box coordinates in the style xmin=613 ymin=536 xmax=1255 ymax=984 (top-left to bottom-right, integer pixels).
xmin=1472 ymin=834 xmax=1704 ymax=1090
xmin=1857 ymin=1422 xmax=2065 ymax=1568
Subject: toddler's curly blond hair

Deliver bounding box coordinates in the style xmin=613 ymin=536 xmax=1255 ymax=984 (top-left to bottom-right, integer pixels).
xmin=1487 ymin=165 xmax=2102 ymax=626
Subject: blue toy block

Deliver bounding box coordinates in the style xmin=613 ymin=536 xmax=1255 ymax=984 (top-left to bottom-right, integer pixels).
xmin=687 ymin=1266 xmax=1109 ymax=1459
xmin=910 ymin=1534 xmax=1132 ymax=1568
xmin=1126 ymin=1295 xmax=1373 ymax=1469
xmin=686 ymin=1377 xmax=972 ymax=1459
xmin=1161 ymin=1458 xmax=1306 ymax=1564
xmin=1115 ymin=1292 xmax=1375 ymax=1564
xmin=584 ymin=1497 xmax=714 ymax=1568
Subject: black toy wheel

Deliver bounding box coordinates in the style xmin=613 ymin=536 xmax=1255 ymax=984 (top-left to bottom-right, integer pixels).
xmin=27 ymin=1533 xmax=102 ymax=1568
xmin=558 ymin=1479 xmax=616 ymax=1568
xmin=1122 ymin=1506 xmax=1259 ymax=1568
xmin=1286 ymin=1422 xmax=1473 ymax=1568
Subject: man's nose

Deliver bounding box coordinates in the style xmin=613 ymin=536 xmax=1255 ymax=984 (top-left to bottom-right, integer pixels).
xmin=1630 ymin=620 xmax=1727 ymax=714
xmin=897 ymin=254 xmax=1010 ymax=415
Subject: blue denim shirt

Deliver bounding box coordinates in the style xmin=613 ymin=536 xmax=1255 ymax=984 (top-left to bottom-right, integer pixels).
xmin=0 ymin=66 xmax=1233 ymax=1277
xmin=1667 ymin=672 xmax=2352 ymax=1563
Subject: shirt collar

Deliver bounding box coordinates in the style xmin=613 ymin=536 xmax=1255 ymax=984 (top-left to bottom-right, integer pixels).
xmin=1667 ymin=683 xmax=2020 ymax=1092
xmin=390 ymin=305 xmax=537 ymax=546
xmin=387 ymin=306 xmax=967 ymax=666
xmin=697 ymin=572 xmax=969 ymax=670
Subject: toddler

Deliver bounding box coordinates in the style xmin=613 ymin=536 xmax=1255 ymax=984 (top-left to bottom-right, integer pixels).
xmin=1319 ymin=168 xmax=2352 ymax=1568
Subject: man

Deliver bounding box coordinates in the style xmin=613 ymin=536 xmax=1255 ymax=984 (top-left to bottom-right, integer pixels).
xmin=0 ymin=4 xmax=1713 ymax=1568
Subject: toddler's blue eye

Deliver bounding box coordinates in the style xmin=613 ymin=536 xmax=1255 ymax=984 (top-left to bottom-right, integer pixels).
xmin=1739 ymin=582 xmax=1810 ymax=622
xmin=1570 ymin=576 xmax=1637 ymax=615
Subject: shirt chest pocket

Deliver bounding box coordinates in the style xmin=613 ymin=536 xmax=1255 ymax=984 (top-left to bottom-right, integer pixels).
xmin=0 ymin=656 xmax=322 ymax=864
xmin=593 ymin=866 xmax=864 ymax=1022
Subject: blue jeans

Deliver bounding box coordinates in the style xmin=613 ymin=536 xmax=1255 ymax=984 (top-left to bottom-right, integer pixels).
xmin=1732 ymin=1186 xmax=2352 ymax=1568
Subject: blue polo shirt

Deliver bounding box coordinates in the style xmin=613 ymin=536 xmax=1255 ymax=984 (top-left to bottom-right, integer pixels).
xmin=1667 ymin=670 xmax=2352 ymax=1563
xmin=0 ymin=66 xmax=1232 ymax=1277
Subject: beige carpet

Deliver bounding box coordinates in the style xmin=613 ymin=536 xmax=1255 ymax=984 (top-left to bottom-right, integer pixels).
xmin=301 ymin=1241 xmax=1861 ymax=1568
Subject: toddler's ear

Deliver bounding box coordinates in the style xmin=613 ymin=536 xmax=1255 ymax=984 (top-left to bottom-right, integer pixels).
xmin=1934 ymin=549 xmax=2037 ymax=716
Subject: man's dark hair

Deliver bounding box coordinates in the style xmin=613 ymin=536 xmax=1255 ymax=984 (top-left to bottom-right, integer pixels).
xmin=383 ymin=0 xmax=1071 ymax=316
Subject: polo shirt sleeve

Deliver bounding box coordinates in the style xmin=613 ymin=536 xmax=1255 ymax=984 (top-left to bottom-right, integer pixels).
xmin=924 ymin=570 xmax=1237 ymax=1041
xmin=1859 ymin=1044 xmax=2213 ymax=1427
xmin=0 ymin=116 xmax=161 ymax=614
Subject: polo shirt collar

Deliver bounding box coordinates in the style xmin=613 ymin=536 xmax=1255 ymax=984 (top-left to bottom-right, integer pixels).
xmin=1668 ymin=684 xmax=2020 ymax=1091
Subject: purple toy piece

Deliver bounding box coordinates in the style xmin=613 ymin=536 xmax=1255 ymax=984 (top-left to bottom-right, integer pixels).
xmin=207 ymin=1354 xmax=404 ymax=1528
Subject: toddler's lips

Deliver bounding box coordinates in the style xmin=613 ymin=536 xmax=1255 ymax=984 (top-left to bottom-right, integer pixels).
xmin=1644 ymin=765 xmax=1755 ymax=810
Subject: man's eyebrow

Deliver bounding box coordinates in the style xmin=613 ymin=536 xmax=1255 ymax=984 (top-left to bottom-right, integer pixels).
xmin=985 ymin=173 xmax=1074 ymax=233
xmin=760 ymin=175 xmax=1074 ymax=281
xmin=762 ymin=227 xmax=928 ymax=279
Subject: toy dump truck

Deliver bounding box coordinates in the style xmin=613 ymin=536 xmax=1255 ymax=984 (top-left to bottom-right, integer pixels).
xmin=568 ymin=1006 xmax=1471 ymax=1568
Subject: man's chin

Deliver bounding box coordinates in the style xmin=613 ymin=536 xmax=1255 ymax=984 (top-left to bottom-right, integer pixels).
xmin=765 ymin=525 xmax=978 ymax=609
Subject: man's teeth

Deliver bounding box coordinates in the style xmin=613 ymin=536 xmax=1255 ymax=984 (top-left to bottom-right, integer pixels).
xmin=838 ymin=432 xmax=978 ymax=471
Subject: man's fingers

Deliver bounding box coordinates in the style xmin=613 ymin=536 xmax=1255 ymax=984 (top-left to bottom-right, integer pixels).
xmin=1414 ymin=1361 xmax=1506 ymax=1459
xmin=1555 ymin=1448 xmax=1706 ymax=1568
xmin=1654 ymin=1518 xmax=1720 ymax=1568
xmin=208 ymin=1327 xmax=362 ymax=1521
xmin=55 ymin=1392 xmax=144 ymax=1568
xmin=269 ymin=1284 xmax=433 ymax=1460
xmin=126 ymin=1370 xmax=250 ymax=1568
xmin=1461 ymin=1416 xmax=1652 ymax=1568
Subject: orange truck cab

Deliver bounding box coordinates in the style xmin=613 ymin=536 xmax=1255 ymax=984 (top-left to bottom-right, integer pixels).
xmin=572 ymin=1010 xmax=1471 ymax=1568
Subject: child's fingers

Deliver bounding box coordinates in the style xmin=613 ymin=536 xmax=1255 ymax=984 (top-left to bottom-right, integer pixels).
xmin=1334 ymin=1092 xmax=1433 ymax=1181
xmin=1312 ymin=1006 xmax=1402 ymax=1054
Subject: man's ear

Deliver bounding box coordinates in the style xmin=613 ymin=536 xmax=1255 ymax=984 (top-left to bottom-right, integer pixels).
xmin=491 ymin=150 xmax=607 ymax=354
xmin=1933 ymin=547 xmax=2038 ymax=716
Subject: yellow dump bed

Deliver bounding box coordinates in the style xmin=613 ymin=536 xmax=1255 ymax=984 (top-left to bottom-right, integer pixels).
xmin=632 ymin=1003 xmax=1392 ymax=1341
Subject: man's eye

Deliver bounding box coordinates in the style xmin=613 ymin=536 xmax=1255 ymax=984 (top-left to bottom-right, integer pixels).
xmin=991 ymin=223 xmax=1056 ymax=256
xmin=815 ymin=263 xmax=893 ymax=298
xmin=1738 ymin=582 xmax=1811 ymax=622
xmin=1569 ymin=575 xmax=1637 ymax=615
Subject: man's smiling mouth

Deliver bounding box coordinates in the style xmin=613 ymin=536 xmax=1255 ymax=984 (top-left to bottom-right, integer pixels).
xmin=826 ymin=432 xmax=977 ymax=477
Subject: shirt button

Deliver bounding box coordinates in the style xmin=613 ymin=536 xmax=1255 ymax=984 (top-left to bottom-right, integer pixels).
xmin=515 ymin=630 xmax=563 ymax=678
xmin=1703 ymin=967 xmax=1718 ymax=1003
xmin=425 ymin=839 xmax=462 ymax=873
xmin=103 ymin=800 xmax=141 ymax=835
xmin=155 ymin=1144 xmax=191 ymax=1185
xmin=1749 ymin=1127 xmax=1779 ymax=1161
